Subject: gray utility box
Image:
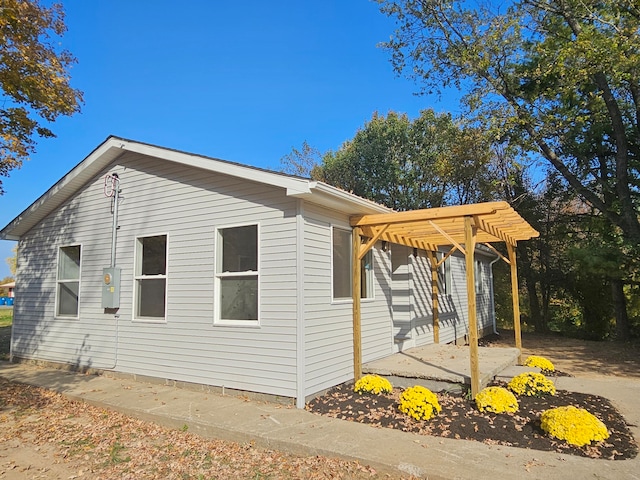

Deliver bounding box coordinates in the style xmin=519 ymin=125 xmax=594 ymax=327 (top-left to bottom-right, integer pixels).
xmin=102 ymin=266 xmax=121 ymax=309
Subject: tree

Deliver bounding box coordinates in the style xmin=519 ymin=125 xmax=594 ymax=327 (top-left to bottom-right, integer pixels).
xmin=314 ymin=110 xmax=498 ymax=211
xmin=6 ymin=244 xmax=16 ymax=276
xmin=0 ymin=0 xmax=82 ymax=193
xmin=377 ymin=0 xmax=640 ymax=339
xmin=279 ymin=140 xmax=323 ymax=178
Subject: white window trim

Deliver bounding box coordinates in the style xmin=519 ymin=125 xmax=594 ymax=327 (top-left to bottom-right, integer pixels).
xmin=330 ymin=225 xmax=375 ymax=304
xmin=475 ymin=259 xmax=483 ymax=294
xmin=54 ymin=243 xmax=82 ymax=320
xmin=132 ymin=233 xmax=168 ymax=323
xmin=437 ymin=251 xmax=452 ymax=296
xmin=214 ymin=222 xmax=260 ymax=327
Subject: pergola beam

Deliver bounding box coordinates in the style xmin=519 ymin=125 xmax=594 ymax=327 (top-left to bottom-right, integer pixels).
xmin=507 ymin=242 xmax=523 ymax=364
xmin=352 ymin=226 xmax=363 ymax=380
xmin=465 ymin=216 xmax=481 ymax=397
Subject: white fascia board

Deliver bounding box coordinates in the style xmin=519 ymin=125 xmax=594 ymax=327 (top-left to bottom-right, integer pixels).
xmin=0 ymin=139 xmax=125 ymax=240
xmin=289 ymin=181 xmax=392 ymax=216
xmin=119 ymin=141 xmax=313 ymax=195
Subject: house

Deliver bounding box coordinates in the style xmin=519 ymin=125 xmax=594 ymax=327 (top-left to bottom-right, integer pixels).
xmin=0 ymin=281 xmax=14 ymax=298
xmin=0 ymin=136 xmax=537 ymax=407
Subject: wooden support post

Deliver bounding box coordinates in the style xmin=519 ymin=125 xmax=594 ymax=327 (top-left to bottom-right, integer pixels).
xmin=352 ymin=226 xmax=363 ymax=381
xmin=427 ymin=250 xmax=440 ymax=344
xmin=464 ymin=216 xmax=480 ymax=398
xmin=507 ymin=242 xmax=523 ymax=364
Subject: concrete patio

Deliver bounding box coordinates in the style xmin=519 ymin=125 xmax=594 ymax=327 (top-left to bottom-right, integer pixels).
xmin=363 ymin=343 xmax=522 ymax=392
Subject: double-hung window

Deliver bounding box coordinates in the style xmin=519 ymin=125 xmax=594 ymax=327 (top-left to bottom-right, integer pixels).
xmin=331 ymin=227 xmax=374 ymax=301
xmin=475 ymin=259 xmax=483 ymax=294
xmin=56 ymin=245 xmax=81 ymax=317
xmin=216 ymin=224 xmax=259 ymax=324
xmin=437 ymin=252 xmax=452 ymax=295
xmin=134 ymin=235 xmax=167 ymax=320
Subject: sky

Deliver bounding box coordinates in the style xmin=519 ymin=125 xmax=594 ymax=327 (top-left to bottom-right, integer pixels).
xmin=0 ymin=0 xmax=463 ymax=280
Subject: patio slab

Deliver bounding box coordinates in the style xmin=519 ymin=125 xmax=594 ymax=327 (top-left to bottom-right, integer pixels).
xmin=363 ymin=343 xmax=520 ymax=392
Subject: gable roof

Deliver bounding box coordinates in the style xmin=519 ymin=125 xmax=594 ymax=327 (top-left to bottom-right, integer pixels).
xmin=0 ymin=136 xmax=391 ymax=240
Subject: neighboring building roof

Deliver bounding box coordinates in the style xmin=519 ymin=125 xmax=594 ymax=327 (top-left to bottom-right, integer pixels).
xmin=0 ymin=281 xmax=15 ymax=289
xmin=0 ymin=136 xmax=392 ymax=241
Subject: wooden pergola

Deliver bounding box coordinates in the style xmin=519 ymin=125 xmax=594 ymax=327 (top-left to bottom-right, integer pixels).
xmin=349 ymin=201 xmax=539 ymax=397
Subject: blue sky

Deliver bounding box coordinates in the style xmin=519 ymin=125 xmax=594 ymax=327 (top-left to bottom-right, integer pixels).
xmin=0 ymin=0 xmax=462 ymax=279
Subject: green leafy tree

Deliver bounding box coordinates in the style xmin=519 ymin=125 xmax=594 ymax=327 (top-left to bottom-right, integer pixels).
xmin=377 ymin=0 xmax=640 ymax=339
xmin=315 ymin=110 xmax=498 ymax=211
xmin=0 ymin=0 xmax=83 ymax=193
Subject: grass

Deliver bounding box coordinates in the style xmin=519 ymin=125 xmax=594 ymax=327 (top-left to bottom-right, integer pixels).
xmin=0 ymin=307 xmax=12 ymax=327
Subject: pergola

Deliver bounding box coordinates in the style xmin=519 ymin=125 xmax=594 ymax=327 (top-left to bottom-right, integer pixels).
xmin=349 ymin=201 xmax=539 ymax=396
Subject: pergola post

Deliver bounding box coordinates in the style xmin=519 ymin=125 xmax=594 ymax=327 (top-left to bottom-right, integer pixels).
xmin=506 ymin=242 xmax=523 ymax=364
xmin=426 ymin=250 xmax=440 ymax=344
xmin=352 ymin=226 xmax=363 ymax=380
xmin=464 ymin=216 xmax=480 ymax=397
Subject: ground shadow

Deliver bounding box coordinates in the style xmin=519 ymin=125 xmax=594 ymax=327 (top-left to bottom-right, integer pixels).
xmin=490 ymin=329 xmax=640 ymax=379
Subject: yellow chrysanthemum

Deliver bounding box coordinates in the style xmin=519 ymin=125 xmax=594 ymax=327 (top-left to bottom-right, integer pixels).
xmin=508 ymin=372 xmax=556 ymax=397
xmin=541 ymin=406 xmax=609 ymax=446
xmin=353 ymin=374 xmax=393 ymax=395
xmin=475 ymin=386 xmax=519 ymax=413
xmin=398 ymin=385 xmax=441 ymax=421
xmin=524 ymin=355 xmax=555 ymax=372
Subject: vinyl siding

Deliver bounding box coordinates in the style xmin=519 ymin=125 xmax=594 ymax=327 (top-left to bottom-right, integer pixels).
xmin=385 ymin=248 xmax=495 ymax=349
xmin=12 ymin=152 xmax=299 ymax=398
xmin=302 ymin=203 xmax=393 ymax=397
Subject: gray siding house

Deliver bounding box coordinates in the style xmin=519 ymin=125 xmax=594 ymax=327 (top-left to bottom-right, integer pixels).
xmin=1 ymin=137 xmax=498 ymax=407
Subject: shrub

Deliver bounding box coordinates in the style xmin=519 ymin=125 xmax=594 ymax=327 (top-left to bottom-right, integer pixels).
xmin=524 ymin=355 xmax=555 ymax=372
xmin=398 ymin=386 xmax=441 ymax=421
xmin=508 ymin=372 xmax=556 ymax=397
xmin=475 ymin=386 xmax=519 ymax=413
xmin=540 ymin=406 xmax=610 ymax=446
xmin=353 ymin=374 xmax=393 ymax=395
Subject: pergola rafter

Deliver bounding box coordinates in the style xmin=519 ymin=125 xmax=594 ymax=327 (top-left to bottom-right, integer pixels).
xmin=349 ymin=201 xmax=539 ymax=397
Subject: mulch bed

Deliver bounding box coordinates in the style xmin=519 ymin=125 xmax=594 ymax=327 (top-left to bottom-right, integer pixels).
xmin=306 ymin=381 xmax=638 ymax=460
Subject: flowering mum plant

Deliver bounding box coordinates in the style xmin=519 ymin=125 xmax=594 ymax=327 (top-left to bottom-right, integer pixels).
xmin=508 ymin=372 xmax=556 ymax=397
xmin=398 ymin=385 xmax=442 ymax=421
xmin=475 ymin=386 xmax=519 ymax=414
xmin=540 ymin=406 xmax=610 ymax=447
xmin=524 ymin=355 xmax=555 ymax=372
xmin=353 ymin=374 xmax=393 ymax=395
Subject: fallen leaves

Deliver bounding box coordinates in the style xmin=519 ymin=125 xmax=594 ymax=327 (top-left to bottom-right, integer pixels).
xmin=0 ymin=378 xmax=411 ymax=479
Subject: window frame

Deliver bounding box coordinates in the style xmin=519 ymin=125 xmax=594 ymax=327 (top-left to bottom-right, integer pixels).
xmin=331 ymin=226 xmax=375 ymax=303
xmin=55 ymin=244 xmax=82 ymax=319
xmin=214 ymin=222 xmax=260 ymax=326
xmin=133 ymin=233 xmax=168 ymax=323
xmin=475 ymin=259 xmax=483 ymax=294
xmin=436 ymin=251 xmax=452 ymax=296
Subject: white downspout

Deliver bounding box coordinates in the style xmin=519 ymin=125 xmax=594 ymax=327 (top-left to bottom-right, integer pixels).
xmin=489 ymin=253 xmax=501 ymax=335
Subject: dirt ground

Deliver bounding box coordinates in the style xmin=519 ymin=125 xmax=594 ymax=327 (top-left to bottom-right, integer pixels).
xmin=486 ymin=329 xmax=640 ymax=379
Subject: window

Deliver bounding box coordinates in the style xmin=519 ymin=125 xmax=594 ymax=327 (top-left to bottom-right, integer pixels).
xmin=331 ymin=227 xmax=374 ymax=300
xmin=134 ymin=235 xmax=167 ymax=319
xmin=56 ymin=245 xmax=81 ymax=317
xmin=361 ymin=250 xmax=374 ymax=299
xmin=475 ymin=259 xmax=483 ymax=294
xmin=216 ymin=224 xmax=258 ymax=323
xmin=437 ymin=252 xmax=452 ymax=295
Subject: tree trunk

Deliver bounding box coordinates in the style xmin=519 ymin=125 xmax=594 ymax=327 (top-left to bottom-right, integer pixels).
xmin=611 ymin=278 xmax=630 ymax=341
xmin=517 ymin=243 xmax=544 ymax=332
